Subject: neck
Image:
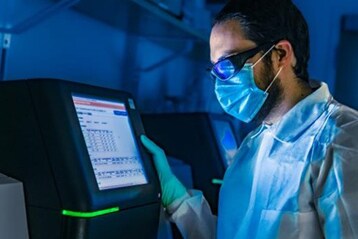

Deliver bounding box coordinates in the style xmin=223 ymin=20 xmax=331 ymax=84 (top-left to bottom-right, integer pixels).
xmin=264 ymin=79 xmax=312 ymax=124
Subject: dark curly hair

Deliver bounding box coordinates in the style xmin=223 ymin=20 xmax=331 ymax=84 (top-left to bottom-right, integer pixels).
xmin=214 ymin=0 xmax=310 ymax=82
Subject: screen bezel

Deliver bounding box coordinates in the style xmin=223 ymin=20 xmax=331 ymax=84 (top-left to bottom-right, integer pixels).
xmin=71 ymin=93 xmax=149 ymax=190
xmin=29 ymin=80 xmax=160 ymax=212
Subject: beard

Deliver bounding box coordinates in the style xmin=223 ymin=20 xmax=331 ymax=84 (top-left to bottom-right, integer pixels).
xmin=252 ymin=61 xmax=284 ymax=124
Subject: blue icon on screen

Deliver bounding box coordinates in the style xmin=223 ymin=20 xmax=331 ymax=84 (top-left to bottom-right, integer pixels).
xmin=113 ymin=110 xmax=128 ymax=116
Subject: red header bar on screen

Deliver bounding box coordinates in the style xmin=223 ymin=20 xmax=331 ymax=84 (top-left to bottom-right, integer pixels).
xmin=73 ymin=99 xmax=126 ymax=110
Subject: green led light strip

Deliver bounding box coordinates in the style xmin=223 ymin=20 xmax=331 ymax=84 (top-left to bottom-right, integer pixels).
xmin=212 ymin=178 xmax=224 ymax=185
xmin=62 ymin=207 xmax=119 ymax=218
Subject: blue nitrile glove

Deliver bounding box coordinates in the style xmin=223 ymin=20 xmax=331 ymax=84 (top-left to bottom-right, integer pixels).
xmin=141 ymin=135 xmax=187 ymax=207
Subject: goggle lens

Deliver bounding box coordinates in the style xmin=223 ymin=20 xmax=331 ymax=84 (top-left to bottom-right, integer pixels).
xmin=211 ymin=59 xmax=235 ymax=81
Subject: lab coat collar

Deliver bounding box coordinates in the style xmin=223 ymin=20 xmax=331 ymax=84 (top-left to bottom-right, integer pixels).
xmin=262 ymin=81 xmax=333 ymax=143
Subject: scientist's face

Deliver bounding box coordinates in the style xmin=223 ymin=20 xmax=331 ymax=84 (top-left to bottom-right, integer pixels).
xmin=210 ymin=20 xmax=284 ymax=123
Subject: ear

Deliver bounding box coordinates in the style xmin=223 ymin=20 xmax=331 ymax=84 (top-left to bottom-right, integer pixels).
xmin=273 ymin=40 xmax=296 ymax=68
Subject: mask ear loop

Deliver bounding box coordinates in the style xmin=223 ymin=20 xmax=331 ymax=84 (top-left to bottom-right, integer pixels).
xmin=265 ymin=66 xmax=283 ymax=93
xmin=251 ymin=44 xmax=276 ymax=68
xmin=249 ymin=43 xmax=283 ymax=93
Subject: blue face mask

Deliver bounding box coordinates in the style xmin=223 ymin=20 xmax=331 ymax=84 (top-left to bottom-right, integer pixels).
xmin=215 ymin=62 xmax=282 ymax=123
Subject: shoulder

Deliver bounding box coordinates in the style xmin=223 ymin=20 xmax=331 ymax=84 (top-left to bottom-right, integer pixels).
xmin=318 ymin=100 xmax=358 ymax=153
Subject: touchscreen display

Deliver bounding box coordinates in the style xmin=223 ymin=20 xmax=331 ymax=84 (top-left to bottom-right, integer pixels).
xmin=72 ymin=94 xmax=148 ymax=190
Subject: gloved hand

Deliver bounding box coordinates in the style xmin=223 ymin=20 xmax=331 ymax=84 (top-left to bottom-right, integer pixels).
xmin=141 ymin=135 xmax=187 ymax=207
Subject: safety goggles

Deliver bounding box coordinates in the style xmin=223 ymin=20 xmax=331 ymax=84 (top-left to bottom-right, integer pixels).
xmin=210 ymin=42 xmax=276 ymax=81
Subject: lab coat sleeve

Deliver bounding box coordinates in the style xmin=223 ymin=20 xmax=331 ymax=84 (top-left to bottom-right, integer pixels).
xmin=315 ymin=107 xmax=358 ymax=238
xmin=166 ymin=189 xmax=217 ymax=239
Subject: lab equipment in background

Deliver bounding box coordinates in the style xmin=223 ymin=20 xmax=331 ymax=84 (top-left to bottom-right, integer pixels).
xmin=142 ymin=113 xmax=240 ymax=214
xmin=0 ymin=174 xmax=29 ymax=239
xmin=0 ymin=79 xmax=161 ymax=239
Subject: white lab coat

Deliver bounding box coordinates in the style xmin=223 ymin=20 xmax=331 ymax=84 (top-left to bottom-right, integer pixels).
xmin=167 ymin=81 xmax=358 ymax=239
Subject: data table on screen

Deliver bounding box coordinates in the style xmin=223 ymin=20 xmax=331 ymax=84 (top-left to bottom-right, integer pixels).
xmin=72 ymin=94 xmax=148 ymax=190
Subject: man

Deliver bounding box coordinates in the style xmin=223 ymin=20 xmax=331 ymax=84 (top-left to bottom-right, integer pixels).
xmin=141 ymin=0 xmax=358 ymax=238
